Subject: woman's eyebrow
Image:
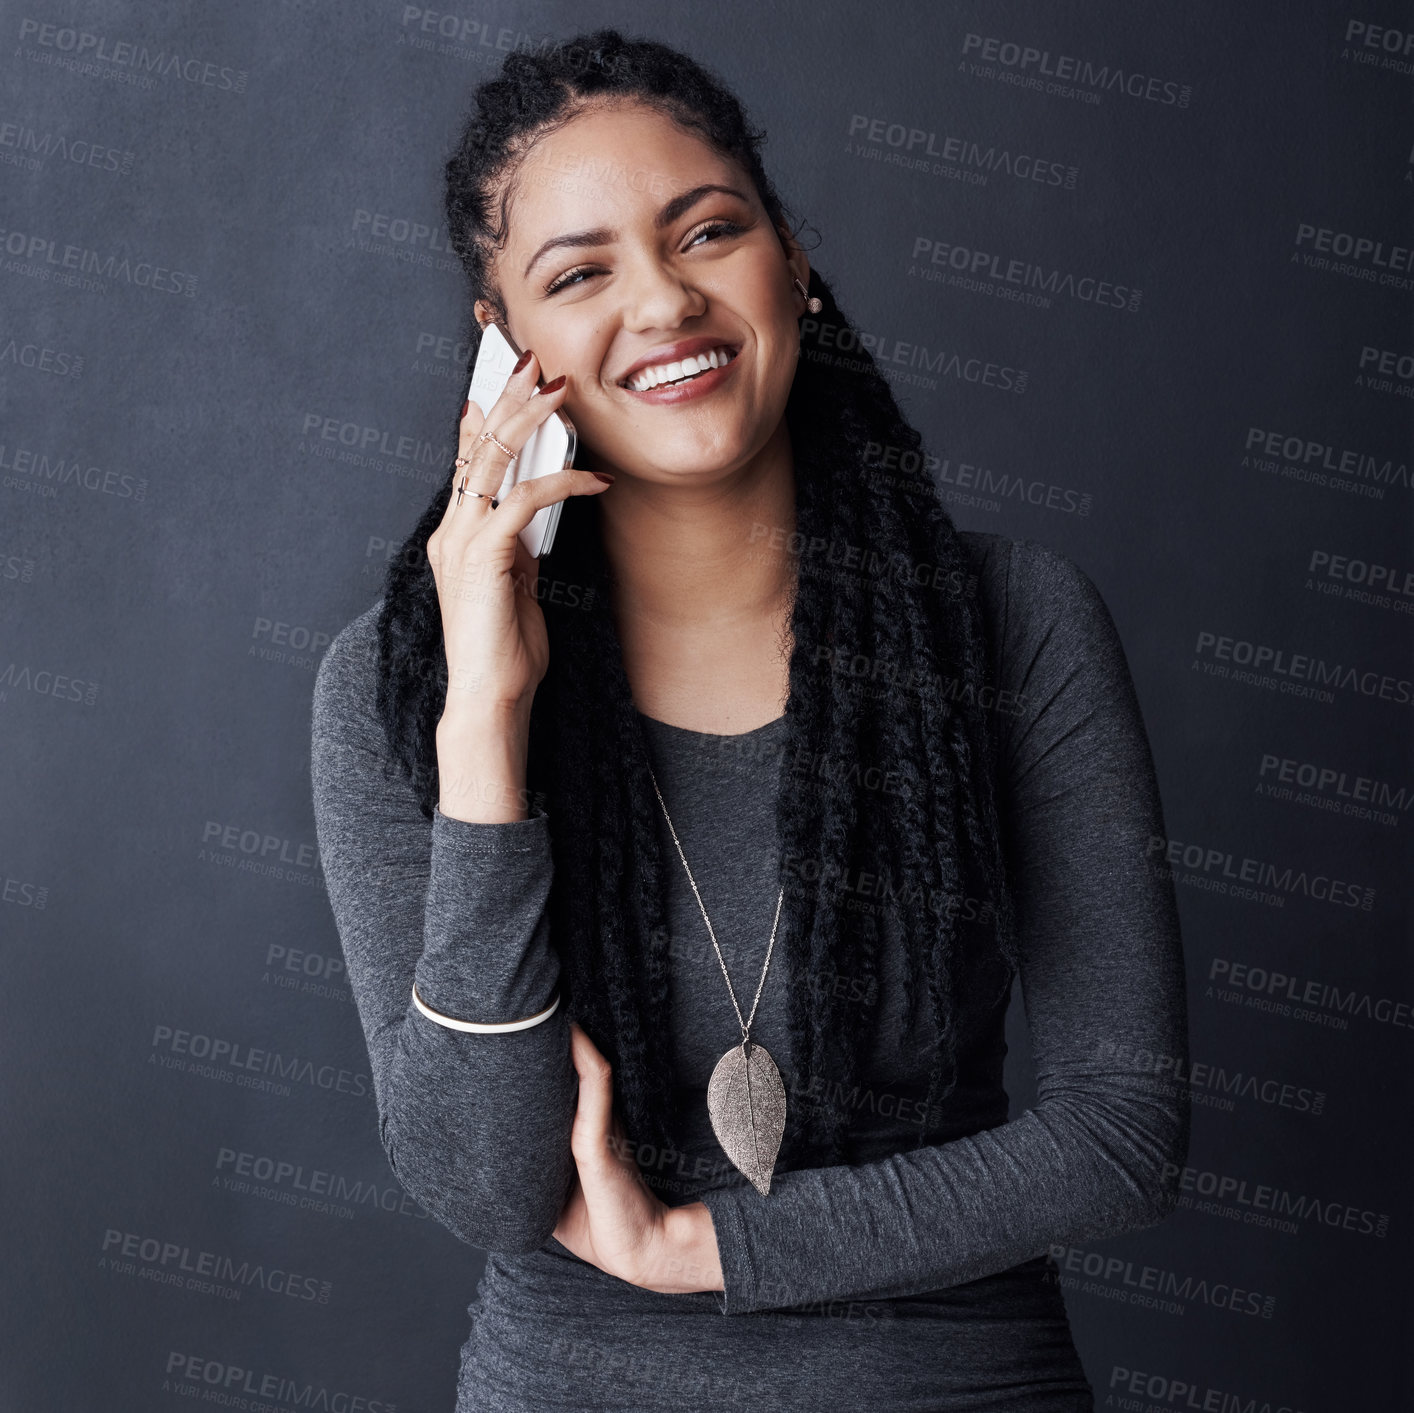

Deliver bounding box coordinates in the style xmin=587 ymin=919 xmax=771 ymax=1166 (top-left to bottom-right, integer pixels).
xmin=521 ymin=183 xmax=750 ymax=279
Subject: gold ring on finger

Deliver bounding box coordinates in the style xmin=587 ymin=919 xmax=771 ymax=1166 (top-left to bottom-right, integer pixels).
xmin=455 ymin=475 xmax=497 ymax=509
xmin=478 ymin=428 xmax=517 ymax=460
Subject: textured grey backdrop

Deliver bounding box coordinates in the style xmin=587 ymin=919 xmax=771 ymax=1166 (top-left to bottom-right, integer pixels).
xmin=2 ymin=2 xmax=1411 ymax=1410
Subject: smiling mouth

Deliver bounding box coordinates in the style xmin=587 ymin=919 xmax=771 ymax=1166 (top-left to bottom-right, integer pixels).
xmin=618 ymin=345 xmax=739 ymax=392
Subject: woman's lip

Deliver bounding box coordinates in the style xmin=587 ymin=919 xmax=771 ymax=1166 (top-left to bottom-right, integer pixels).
xmin=619 ymin=350 xmax=741 ymax=404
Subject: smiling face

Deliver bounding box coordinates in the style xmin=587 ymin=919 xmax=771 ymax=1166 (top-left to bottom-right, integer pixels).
xmin=474 ymin=100 xmax=810 ymax=484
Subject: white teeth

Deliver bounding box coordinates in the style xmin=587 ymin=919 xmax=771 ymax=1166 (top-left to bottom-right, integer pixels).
xmin=626 ymin=345 xmax=735 ymax=391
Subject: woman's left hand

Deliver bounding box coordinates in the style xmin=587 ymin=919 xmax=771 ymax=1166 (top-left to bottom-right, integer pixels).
xmin=552 ymin=1021 xmax=722 ymax=1295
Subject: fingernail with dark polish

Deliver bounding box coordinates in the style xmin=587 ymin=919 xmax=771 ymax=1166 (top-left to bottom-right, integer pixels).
xmin=541 ymin=373 xmax=565 ymax=393
xmin=591 ymin=472 xmax=614 ymax=484
xmin=461 ymin=399 xmax=469 ymax=419
xmin=513 ymin=349 xmax=533 ymax=374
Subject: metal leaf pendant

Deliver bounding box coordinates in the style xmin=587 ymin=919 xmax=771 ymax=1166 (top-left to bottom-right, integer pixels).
xmin=706 ymin=1038 xmax=785 ymax=1196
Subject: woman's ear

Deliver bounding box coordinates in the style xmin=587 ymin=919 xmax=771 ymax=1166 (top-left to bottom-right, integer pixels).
xmin=776 ymin=225 xmax=810 ymax=303
xmin=473 ymin=297 xmax=497 ymax=329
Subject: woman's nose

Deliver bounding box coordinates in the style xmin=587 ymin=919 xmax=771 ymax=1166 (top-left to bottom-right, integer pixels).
xmin=617 ymin=254 xmax=708 ymax=329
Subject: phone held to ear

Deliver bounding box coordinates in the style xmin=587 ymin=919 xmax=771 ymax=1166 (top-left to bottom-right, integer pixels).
xmin=467 ymin=322 xmax=577 ymax=558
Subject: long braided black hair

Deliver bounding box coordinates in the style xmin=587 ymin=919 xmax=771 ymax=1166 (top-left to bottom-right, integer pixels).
xmin=375 ymin=28 xmax=1019 ymax=1183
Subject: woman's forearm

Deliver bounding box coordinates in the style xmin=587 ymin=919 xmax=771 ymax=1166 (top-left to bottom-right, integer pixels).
xmin=436 ymin=699 xmax=535 ymax=824
xmin=312 ymin=614 xmax=576 ymax=1252
xmin=382 ymin=801 xmax=576 ymax=1251
xmin=380 ymin=1006 xmax=578 ymax=1253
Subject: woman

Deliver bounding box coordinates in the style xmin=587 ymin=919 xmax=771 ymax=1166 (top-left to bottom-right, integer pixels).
xmin=311 ymin=28 xmax=1190 ymax=1412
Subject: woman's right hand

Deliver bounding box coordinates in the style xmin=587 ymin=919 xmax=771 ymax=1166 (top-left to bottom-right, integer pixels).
xmin=425 ymin=347 xmax=613 ymax=732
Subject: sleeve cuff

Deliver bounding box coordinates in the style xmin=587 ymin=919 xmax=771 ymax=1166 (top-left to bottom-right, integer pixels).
xmin=697 ymin=1184 xmax=757 ymax=1315
xmin=416 ymin=801 xmax=559 ymax=1023
xmin=430 ymin=800 xmax=551 ymax=852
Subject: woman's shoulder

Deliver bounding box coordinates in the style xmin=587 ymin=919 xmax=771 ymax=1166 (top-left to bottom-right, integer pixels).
xmin=953 ymin=528 xmax=1137 ymax=736
xmin=955 ymin=529 xmax=1119 ymax=648
xmin=312 ymin=596 xmax=386 ymax=736
xmin=952 ymin=527 xmax=1151 ymax=795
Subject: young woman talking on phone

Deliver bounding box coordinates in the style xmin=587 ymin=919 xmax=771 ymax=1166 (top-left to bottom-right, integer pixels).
xmin=311 ymin=28 xmax=1189 ymax=1413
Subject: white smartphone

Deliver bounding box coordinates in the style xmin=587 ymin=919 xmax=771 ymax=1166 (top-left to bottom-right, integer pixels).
xmin=466 ymin=322 xmax=577 ymax=558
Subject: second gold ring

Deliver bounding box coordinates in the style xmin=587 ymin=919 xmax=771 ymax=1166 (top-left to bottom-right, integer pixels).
xmin=479 ymin=428 xmax=517 ymax=461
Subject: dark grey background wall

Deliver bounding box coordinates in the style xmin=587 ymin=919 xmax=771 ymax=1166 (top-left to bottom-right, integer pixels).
xmin=3 ymin=2 xmax=1410 ymax=1409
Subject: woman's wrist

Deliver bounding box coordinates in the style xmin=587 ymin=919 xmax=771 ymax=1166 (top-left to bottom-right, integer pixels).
xmin=641 ymin=1201 xmax=724 ymax=1295
xmin=435 ymin=703 xmax=534 ymax=822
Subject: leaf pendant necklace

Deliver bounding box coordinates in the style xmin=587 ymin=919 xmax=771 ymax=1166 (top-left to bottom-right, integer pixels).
xmin=647 ymin=763 xmax=786 ymax=1197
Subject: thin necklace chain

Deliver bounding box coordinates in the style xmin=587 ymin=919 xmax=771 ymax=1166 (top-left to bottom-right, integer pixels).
xmin=646 ymin=763 xmax=784 ymax=1044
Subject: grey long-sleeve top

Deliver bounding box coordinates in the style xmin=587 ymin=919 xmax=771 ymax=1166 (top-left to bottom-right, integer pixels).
xmin=310 ymin=530 xmax=1190 ymax=1410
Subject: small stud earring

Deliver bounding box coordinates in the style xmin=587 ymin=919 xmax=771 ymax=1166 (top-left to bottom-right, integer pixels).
xmin=793 ymin=275 xmax=822 ymax=313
